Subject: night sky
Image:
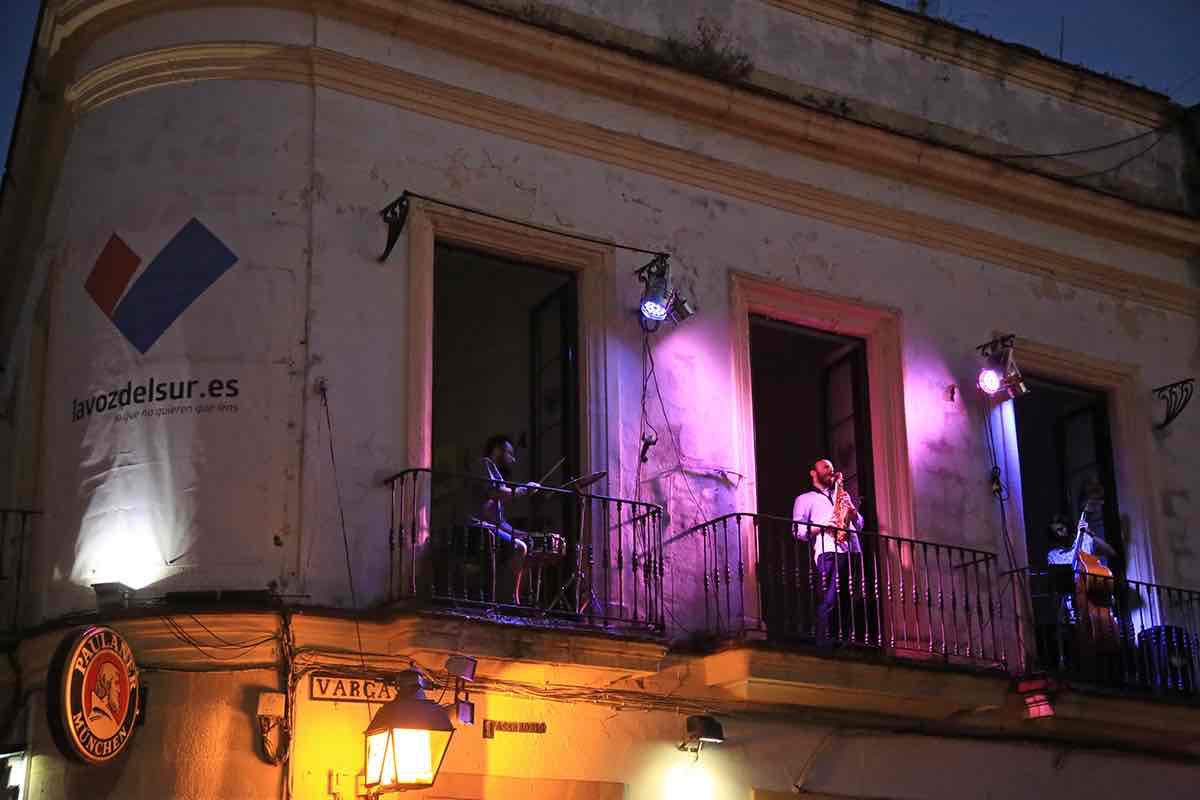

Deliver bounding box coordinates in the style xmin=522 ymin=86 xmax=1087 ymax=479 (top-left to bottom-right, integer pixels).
xmin=1 ymin=0 xmax=1198 ymax=180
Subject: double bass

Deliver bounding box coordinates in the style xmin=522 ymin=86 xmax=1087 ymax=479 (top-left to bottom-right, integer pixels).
xmin=1072 ymin=510 xmax=1120 ymax=653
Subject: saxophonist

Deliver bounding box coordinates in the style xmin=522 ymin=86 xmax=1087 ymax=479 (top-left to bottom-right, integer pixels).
xmin=792 ymin=458 xmax=865 ymax=645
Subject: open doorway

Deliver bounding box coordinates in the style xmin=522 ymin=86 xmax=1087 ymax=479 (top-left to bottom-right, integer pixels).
xmin=432 ymin=243 xmax=578 ymax=482
xmin=1013 ymin=376 xmax=1123 ymax=572
xmin=748 ymin=315 xmax=876 ymax=524
xmin=747 ymin=315 xmax=876 ymax=641
xmin=430 ymin=244 xmax=579 ymax=602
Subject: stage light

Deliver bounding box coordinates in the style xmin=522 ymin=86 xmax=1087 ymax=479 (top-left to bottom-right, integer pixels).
xmin=678 ymin=715 xmax=724 ymax=752
xmin=363 ymin=670 xmax=455 ymax=792
xmin=635 ymin=255 xmax=697 ymax=326
xmin=977 ymin=366 xmax=1003 ymax=396
xmin=975 ymin=335 xmax=1029 ymax=400
xmin=638 ymin=255 xmax=673 ymax=321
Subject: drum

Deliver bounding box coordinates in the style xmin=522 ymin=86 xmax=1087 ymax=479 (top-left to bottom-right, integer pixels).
xmin=526 ymin=532 xmax=566 ymax=564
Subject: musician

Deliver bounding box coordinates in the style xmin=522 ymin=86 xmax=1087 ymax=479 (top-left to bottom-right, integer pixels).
xmin=1046 ymin=512 xmax=1115 ymax=570
xmin=792 ymin=458 xmax=865 ymax=644
xmin=466 ymin=434 xmax=541 ymax=604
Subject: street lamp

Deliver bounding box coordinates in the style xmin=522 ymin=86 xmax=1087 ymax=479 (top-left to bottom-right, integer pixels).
xmin=363 ymin=671 xmax=454 ymax=792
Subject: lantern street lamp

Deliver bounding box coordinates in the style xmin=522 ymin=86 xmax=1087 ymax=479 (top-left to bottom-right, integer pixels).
xmin=363 ymin=670 xmax=454 ymax=793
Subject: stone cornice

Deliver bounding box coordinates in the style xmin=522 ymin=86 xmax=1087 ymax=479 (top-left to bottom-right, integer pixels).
xmin=64 ymin=43 xmax=1200 ymax=317
xmin=765 ymin=1 xmax=1173 ymax=129
xmin=42 ymin=0 xmax=1200 ymax=262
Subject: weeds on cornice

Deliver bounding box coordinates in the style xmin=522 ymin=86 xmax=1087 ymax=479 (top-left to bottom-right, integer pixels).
xmin=665 ymin=18 xmax=754 ymax=84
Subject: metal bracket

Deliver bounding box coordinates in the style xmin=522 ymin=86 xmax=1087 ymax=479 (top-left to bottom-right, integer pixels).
xmin=1153 ymin=378 xmax=1194 ymax=430
xmin=378 ymin=192 xmax=410 ymax=263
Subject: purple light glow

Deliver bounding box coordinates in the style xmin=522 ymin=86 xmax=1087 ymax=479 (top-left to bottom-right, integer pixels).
xmin=977 ymin=367 xmax=1003 ymax=396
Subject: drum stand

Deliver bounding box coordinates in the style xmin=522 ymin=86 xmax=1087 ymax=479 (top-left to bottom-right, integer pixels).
xmin=547 ymin=493 xmax=602 ymax=618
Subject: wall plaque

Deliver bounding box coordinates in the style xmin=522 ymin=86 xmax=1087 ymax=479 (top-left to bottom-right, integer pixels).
xmin=482 ymin=720 xmax=547 ymax=739
xmin=47 ymin=626 xmax=140 ymax=764
xmin=309 ymin=674 xmax=397 ymax=703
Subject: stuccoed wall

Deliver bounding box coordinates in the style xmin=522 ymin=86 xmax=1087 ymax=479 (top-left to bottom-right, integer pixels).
xmin=22 ymin=2 xmax=1200 ymax=624
xmin=497 ymin=0 xmax=1190 ymax=210
xmin=17 ymin=657 xmax=1200 ymax=800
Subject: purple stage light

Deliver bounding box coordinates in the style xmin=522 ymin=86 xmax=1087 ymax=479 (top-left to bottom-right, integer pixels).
xmin=978 ymin=367 xmax=1003 ymax=396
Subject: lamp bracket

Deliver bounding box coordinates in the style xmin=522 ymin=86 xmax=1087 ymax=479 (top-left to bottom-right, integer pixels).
xmin=975 ymin=334 xmax=1015 ymax=358
xmin=634 ymin=253 xmax=670 ymax=281
xmin=378 ymin=193 xmax=411 ymax=263
xmin=1152 ymin=378 xmax=1194 ymax=430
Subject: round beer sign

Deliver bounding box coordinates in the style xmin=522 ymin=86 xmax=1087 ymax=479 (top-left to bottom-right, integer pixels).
xmin=48 ymin=626 xmax=140 ymax=764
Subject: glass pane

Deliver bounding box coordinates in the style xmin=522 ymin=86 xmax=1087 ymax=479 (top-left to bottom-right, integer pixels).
xmin=827 ymin=360 xmax=853 ymax=426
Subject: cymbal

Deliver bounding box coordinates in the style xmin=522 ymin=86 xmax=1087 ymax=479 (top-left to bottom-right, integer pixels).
xmin=560 ymin=470 xmax=607 ymax=490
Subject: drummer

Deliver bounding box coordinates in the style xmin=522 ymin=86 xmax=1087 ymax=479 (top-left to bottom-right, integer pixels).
xmin=465 ymin=434 xmax=541 ymax=605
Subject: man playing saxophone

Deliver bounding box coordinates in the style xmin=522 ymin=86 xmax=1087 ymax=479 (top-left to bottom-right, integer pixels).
xmin=792 ymin=458 xmax=865 ymax=644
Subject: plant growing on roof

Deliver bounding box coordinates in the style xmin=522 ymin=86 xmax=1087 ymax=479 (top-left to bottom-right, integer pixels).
xmin=665 ymin=17 xmax=754 ymax=84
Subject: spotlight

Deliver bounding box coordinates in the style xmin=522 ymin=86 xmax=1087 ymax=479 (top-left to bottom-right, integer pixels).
xmin=92 ymin=582 xmax=135 ymax=611
xmin=975 ymin=335 xmax=1029 ymax=400
xmin=635 ymin=255 xmax=697 ymax=326
xmin=977 ymin=366 xmax=1003 ymax=396
xmin=637 ymin=255 xmax=673 ymax=321
xmin=678 ymin=714 xmax=724 ymax=752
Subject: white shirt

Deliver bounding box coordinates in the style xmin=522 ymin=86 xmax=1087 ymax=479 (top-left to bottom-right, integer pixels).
xmin=792 ymin=488 xmax=864 ymax=556
xmin=1047 ymin=531 xmax=1096 ymax=567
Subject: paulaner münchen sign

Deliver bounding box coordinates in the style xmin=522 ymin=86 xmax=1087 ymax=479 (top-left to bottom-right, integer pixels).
xmin=47 ymin=626 xmax=141 ymax=764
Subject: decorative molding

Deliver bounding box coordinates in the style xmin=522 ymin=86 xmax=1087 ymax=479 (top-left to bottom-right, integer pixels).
xmin=764 ymin=0 xmax=1172 ymax=129
xmin=730 ymin=273 xmax=916 ymax=542
xmin=728 ymin=273 xmax=917 ymax=631
xmin=46 ymin=0 xmax=1200 ymax=261
xmin=63 ymin=44 xmax=1200 ymax=320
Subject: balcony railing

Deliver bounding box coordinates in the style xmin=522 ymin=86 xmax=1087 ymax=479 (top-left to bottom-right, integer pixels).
xmin=383 ymin=468 xmax=664 ymax=632
xmin=1010 ymin=567 xmax=1200 ymax=698
xmin=679 ymin=512 xmax=1008 ymax=668
xmin=0 ymin=508 xmax=39 ymax=631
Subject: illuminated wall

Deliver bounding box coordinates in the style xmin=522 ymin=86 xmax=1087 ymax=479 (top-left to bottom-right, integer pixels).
xmin=6 ymin=0 xmax=1194 ymax=624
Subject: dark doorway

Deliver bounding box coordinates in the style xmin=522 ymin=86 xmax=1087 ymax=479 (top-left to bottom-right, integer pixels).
xmin=748 ymin=316 xmax=875 ymax=524
xmin=1013 ymin=377 xmax=1122 ymax=571
xmin=747 ymin=315 xmax=876 ymax=641
xmin=431 ymin=244 xmax=579 ymax=603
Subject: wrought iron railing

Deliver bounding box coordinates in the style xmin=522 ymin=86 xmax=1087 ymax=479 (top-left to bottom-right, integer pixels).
xmin=678 ymin=512 xmax=1007 ymax=667
xmin=1009 ymin=567 xmax=1200 ymax=698
xmin=0 ymin=508 xmax=39 ymax=630
xmin=382 ymin=468 xmax=664 ymax=631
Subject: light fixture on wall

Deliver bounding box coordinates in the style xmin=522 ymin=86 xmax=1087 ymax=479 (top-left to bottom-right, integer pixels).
xmin=636 ymin=255 xmax=695 ymax=327
xmin=976 ymin=335 xmax=1028 ymax=400
xmin=677 ymin=714 xmax=724 ymax=754
xmin=363 ymin=670 xmax=455 ymax=793
xmin=91 ymin=582 xmax=135 ymax=610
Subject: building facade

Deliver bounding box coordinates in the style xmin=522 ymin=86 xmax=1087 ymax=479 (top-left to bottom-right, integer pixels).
xmin=1 ymin=0 xmax=1198 ymax=798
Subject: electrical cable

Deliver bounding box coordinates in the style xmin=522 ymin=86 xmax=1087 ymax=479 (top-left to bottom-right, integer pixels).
xmin=318 ymin=381 xmax=375 ymax=718
xmin=645 ymin=336 xmax=708 ymax=521
xmin=992 ymin=122 xmax=1171 ymax=161
xmin=1063 ymin=130 xmax=1167 ymax=180
xmin=402 ymin=191 xmax=668 ymax=258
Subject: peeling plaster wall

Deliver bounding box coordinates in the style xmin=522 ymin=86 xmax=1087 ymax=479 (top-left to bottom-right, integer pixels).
xmin=21 ymin=5 xmax=1200 ymax=622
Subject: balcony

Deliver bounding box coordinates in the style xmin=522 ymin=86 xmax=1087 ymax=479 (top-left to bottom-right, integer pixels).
xmin=678 ymin=512 xmax=1010 ymax=670
xmin=0 ymin=508 xmax=38 ymax=633
xmin=1010 ymin=566 xmax=1200 ymax=700
xmin=382 ymin=469 xmax=664 ymax=633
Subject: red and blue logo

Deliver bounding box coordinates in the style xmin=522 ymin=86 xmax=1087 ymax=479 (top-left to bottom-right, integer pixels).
xmin=85 ymin=218 xmax=238 ymax=354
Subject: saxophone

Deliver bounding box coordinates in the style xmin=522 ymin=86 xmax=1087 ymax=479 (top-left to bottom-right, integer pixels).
xmin=831 ymin=473 xmax=853 ymax=546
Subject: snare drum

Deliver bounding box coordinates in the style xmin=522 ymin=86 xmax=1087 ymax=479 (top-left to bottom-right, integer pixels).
xmin=525 ymin=532 xmax=566 ymax=563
